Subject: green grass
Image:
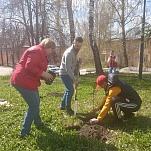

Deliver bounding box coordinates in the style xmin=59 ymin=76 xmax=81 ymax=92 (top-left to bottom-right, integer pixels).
xmin=0 ymin=73 xmax=151 ymax=151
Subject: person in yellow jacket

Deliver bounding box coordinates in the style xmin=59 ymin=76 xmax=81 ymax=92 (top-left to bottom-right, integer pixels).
xmin=90 ymin=73 xmax=142 ymax=124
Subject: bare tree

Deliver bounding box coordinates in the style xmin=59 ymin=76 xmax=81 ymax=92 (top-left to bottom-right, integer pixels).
xmin=109 ymin=0 xmax=142 ymax=67
xmin=66 ymin=0 xmax=75 ymax=44
xmin=1 ymin=0 xmax=147 ymax=69
xmin=89 ymin=0 xmax=104 ymax=75
xmin=94 ymin=0 xmax=115 ymax=64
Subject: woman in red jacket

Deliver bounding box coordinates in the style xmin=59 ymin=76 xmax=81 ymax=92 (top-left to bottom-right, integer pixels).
xmin=10 ymin=38 xmax=56 ymax=138
xmin=107 ymin=51 xmax=118 ymax=74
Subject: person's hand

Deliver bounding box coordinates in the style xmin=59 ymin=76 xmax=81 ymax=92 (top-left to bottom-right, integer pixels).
xmin=41 ymin=71 xmax=54 ymax=81
xmin=78 ymin=58 xmax=82 ymax=64
xmin=74 ymin=80 xmax=78 ymax=89
xmin=41 ymin=71 xmax=56 ymax=85
xmin=89 ymin=118 xmax=99 ymax=124
xmin=92 ymin=107 xmax=99 ymax=113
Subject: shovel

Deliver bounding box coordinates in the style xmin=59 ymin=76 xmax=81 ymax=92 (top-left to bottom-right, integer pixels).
xmin=74 ymin=60 xmax=80 ymax=116
xmin=74 ymin=87 xmax=78 ymax=116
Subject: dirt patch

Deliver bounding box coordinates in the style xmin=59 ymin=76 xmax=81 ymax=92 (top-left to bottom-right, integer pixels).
xmin=65 ymin=112 xmax=110 ymax=141
xmin=48 ymin=92 xmax=63 ymax=97
xmin=77 ymin=124 xmax=109 ymax=141
xmin=40 ymin=92 xmax=63 ymax=98
xmin=76 ymin=112 xmax=110 ymax=140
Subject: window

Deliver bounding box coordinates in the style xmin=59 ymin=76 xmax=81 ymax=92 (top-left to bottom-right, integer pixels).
xmin=133 ymin=55 xmax=138 ymax=62
xmin=133 ymin=43 xmax=139 ymax=50
xmin=144 ymin=55 xmax=148 ymax=62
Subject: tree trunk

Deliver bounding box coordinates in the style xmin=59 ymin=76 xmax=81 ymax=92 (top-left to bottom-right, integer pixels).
xmin=0 ymin=47 xmax=4 ymax=65
xmin=41 ymin=0 xmax=46 ymax=41
xmin=5 ymin=45 xmax=9 ymax=66
xmin=35 ymin=0 xmax=39 ymax=44
xmin=121 ymin=0 xmax=128 ymax=67
xmin=11 ymin=44 xmax=15 ymax=66
xmin=27 ymin=0 xmax=34 ymax=45
xmin=89 ymin=0 xmax=104 ymax=75
xmin=67 ymin=0 xmax=75 ymax=44
xmin=20 ymin=1 xmax=31 ymax=46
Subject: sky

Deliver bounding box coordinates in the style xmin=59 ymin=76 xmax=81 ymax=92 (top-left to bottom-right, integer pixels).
xmin=1 ymin=0 xmax=151 ymax=31
xmin=72 ymin=0 xmax=151 ymax=32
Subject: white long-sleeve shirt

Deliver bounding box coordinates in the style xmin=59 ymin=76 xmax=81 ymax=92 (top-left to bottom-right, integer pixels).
xmin=59 ymin=45 xmax=78 ymax=82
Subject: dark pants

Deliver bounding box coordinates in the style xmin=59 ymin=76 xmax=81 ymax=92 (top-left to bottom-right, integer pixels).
xmin=110 ymin=96 xmax=139 ymax=119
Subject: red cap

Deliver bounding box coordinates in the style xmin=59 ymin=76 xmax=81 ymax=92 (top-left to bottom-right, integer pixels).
xmin=96 ymin=75 xmax=107 ymax=89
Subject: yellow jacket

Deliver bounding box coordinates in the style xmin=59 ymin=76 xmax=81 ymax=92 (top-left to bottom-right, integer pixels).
xmin=97 ymin=86 xmax=121 ymax=121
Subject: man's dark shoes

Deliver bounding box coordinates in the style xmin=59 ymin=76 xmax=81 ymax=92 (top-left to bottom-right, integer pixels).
xmin=122 ymin=112 xmax=135 ymax=120
xmin=35 ymin=122 xmax=45 ymax=129
xmin=60 ymin=106 xmax=66 ymax=110
xmin=19 ymin=134 xmax=26 ymax=139
xmin=19 ymin=133 xmax=32 ymax=139
xmin=66 ymin=108 xmax=74 ymax=115
xmin=112 ymin=118 xmax=123 ymax=126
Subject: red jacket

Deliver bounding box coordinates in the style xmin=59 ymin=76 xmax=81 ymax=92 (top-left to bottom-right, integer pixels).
xmin=108 ymin=55 xmax=117 ymax=67
xmin=10 ymin=45 xmax=48 ymax=90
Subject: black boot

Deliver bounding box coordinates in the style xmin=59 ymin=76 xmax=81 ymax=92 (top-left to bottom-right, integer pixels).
xmin=122 ymin=112 xmax=135 ymax=120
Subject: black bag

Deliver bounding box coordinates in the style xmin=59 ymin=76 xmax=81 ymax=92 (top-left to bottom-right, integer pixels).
xmin=45 ymin=70 xmax=56 ymax=85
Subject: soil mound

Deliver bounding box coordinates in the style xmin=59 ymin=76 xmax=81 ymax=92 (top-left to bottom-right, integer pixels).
xmin=77 ymin=124 xmax=109 ymax=141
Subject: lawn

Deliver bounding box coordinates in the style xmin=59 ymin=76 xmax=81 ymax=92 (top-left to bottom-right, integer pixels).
xmin=0 ymin=73 xmax=151 ymax=151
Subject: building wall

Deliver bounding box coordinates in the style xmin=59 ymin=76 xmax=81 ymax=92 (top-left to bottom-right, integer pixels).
xmin=127 ymin=38 xmax=151 ymax=68
xmin=0 ymin=45 xmax=66 ymax=67
xmin=0 ymin=47 xmax=27 ymax=67
xmin=1 ymin=38 xmax=151 ymax=68
xmin=103 ymin=38 xmax=151 ymax=68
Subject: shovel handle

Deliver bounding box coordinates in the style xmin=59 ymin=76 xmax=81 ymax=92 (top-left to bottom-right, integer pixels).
xmin=74 ymin=88 xmax=77 ymax=100
xmin=74 ymin=88 xmax=78 ymax=116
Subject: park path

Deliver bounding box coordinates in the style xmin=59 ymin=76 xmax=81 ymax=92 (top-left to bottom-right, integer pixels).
xmin=0 ymin=67 xmax=13 ymax=76
xmin=0 ymin=66 xmax=151 ymax=76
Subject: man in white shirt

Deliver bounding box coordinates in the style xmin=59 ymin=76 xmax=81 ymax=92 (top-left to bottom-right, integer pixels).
xmin=59 ymin=37 xmax=83 ymax=115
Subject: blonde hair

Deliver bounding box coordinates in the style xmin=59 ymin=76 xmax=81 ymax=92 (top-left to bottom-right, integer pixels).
xmin=40 ymin=38 xmax=56 ymax=49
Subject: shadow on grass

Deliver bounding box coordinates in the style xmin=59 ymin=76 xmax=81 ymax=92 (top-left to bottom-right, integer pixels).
xmin=112 ymin=115 xmax=151 ymax=134
xmin=99 ymin=114 xmax=151 ymax=135
xmin=63 ymin=112 xmax=98 ymax=131
xmin=105 ymin=115 xmax=151 ymax=133
xmin=36 ymin=113 xmax=150 ymax=150
xmin=76 ymin=112 xmax=98 ymax=123
xmin=36 ymin=124 xmax=118 ymax=151
xmin=76 ymin=112 xmax=151 ymax=134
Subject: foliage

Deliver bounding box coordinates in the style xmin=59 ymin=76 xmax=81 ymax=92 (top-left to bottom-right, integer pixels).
xmin=0 ymin=73 xmax=151 ymax=151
